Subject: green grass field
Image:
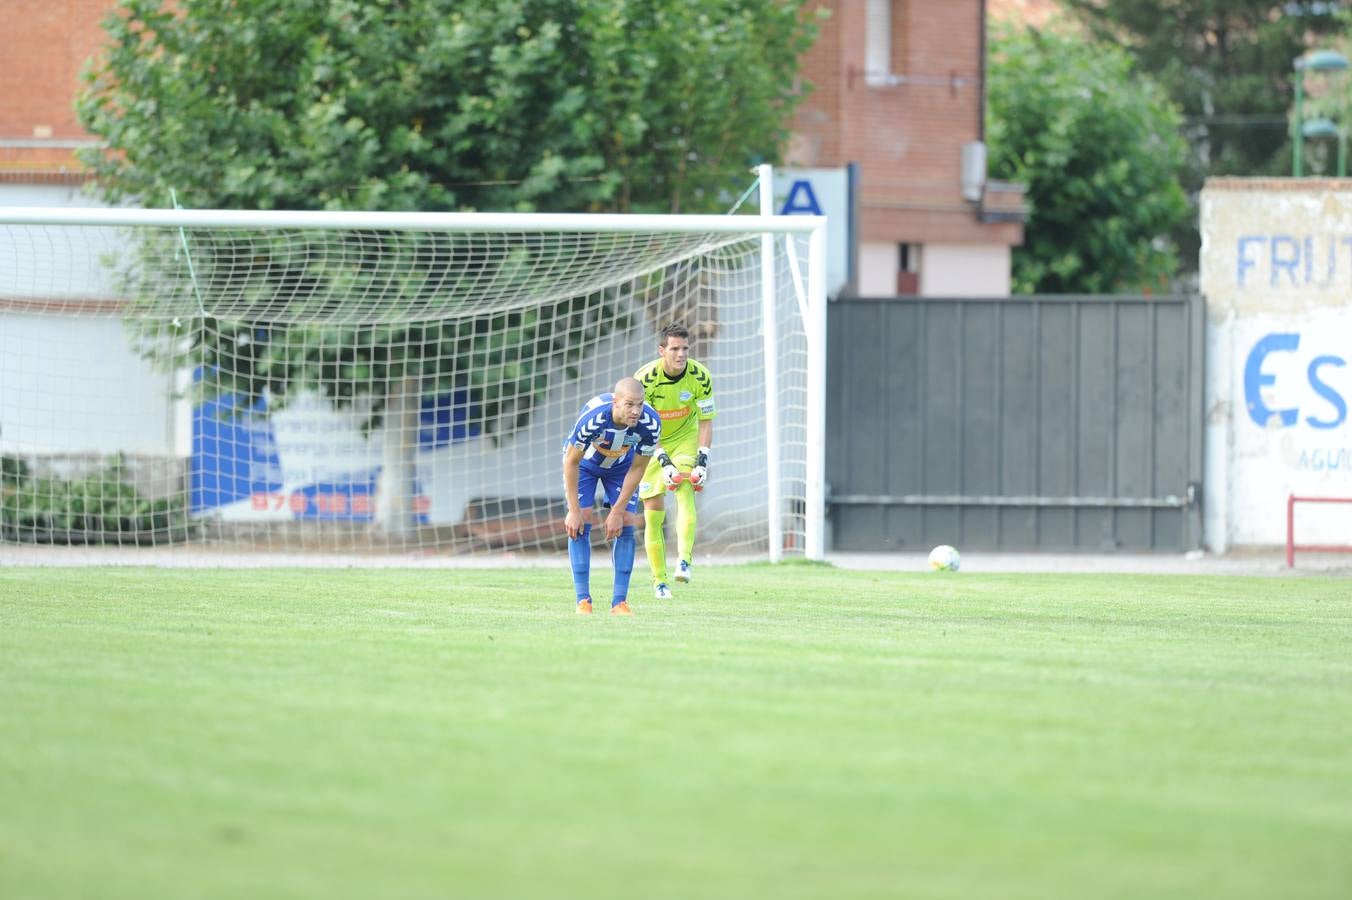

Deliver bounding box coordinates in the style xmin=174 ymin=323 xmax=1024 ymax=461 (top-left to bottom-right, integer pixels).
xmin=2 ymin=564 xmax=1350 ymax=900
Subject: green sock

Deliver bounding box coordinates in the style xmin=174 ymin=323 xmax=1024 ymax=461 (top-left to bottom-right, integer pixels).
xmin=675 ymin=483 xmax=698 ymax=565
xmin=644 ymin=508 xmax=668 ymax=584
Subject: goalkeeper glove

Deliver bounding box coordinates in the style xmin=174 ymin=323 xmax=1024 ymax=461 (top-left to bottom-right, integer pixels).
xmin=689 ymin=447 xmax=710 ymax=491
xmin=657 ymin=452 xmax=682 ymax=490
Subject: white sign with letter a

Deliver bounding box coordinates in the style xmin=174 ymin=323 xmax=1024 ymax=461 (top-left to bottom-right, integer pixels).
xmin=773 ymin=167 xmax=854 ymax=299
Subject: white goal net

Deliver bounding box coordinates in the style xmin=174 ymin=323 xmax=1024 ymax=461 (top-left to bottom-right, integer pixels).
xmin=0 ymin=206 xmax=825 ymax=563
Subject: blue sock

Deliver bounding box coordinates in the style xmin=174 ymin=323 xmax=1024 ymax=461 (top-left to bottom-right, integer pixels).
xmin=611 ymin=525 xmax=636 ymax=607
xmin=569 ymin=524 xmax=592 ymax=601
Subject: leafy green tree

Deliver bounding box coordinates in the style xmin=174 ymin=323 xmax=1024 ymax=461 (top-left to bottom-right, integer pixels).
xmin=1062 ymin=0 xmax=1347 ymax=270
xmin=1064 ymin=0 xmax=1345 ymax=179
xmin=76 ymin=0 xmax=821 ymax=531
xmin=987 ymin=24 xmax=1189 ymax=294
xmin=78 ymin=0 xmax=819 ymax=214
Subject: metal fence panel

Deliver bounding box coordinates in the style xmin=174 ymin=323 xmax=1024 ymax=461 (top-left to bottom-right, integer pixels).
xmin=827 ymin=295 xmax=1203 ymax=552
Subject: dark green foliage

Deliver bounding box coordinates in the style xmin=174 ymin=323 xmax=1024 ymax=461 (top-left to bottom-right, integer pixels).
xmin=1062 ymin=0 xmax=1349 ymax=268
xmin=987 ymin=24 xmax=1190 ymax=294
xmin=76 ymin=0 xmax=820 ymax=214
xmin=0 ymin=456 xmax=28 ymax=486
xmin=0 ymin=457 xmax=191 ymax=544
xmin=1064 ymin=0 xmax=1345 ymax=178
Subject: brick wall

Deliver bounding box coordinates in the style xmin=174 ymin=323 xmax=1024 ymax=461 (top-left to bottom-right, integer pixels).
xmin=2 ymin=0 xmax=118 ymax=176
xmin=791 ymin=0 xmax=1022 ymax=248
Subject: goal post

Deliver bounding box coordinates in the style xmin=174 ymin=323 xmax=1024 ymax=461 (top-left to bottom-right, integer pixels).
xmin=0 ymin=205 xmax=826 ymax=563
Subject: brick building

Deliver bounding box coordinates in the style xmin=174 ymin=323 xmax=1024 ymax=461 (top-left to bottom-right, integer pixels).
xmin=1 ymin=0 xmax=115 ymax=202
xmin=790 ymin=0 xmax=1026 ymax=296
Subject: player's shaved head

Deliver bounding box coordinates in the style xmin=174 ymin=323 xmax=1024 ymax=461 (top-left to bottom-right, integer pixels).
xmin=614 ymin=377 xmax=643 ymax=399
xmin=610 ymin=377 xmax=645 ymax=427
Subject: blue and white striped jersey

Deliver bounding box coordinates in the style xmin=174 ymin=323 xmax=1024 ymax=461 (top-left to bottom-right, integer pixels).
xmin=565 ymin=393 xmax=662 ymax=473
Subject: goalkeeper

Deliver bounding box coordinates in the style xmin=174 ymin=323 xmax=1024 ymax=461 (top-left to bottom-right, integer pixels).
xmin=634 ymin=323 xmax=715 ymax=600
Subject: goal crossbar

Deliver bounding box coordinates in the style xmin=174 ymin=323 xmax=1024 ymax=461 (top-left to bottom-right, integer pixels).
xmin=0 ymin=207 xmax=824 ymax=236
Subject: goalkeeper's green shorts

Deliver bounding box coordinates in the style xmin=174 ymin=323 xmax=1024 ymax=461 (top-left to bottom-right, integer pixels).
xmin=637 ymin=436 xmax=698 ymax=501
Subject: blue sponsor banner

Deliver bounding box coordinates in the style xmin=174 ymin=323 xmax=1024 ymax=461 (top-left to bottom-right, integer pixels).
xmin=192 ymin=377 xmax=478 ymax=520
xmin=191 ymin=392 xmax=280 ymax=512
xmin=418 ymin=388 xmax=482 ymax=449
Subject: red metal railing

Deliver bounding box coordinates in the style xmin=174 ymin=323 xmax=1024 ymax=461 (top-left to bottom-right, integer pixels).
xmin=1286 ymin=494 xmax=1352 ymax=568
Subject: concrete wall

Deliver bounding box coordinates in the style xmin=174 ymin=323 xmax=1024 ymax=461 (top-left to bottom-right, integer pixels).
xmin=853 ymin=242 xmax=1012 ymax=298
xmin=1 ymin=192 xmax=177 ymax=460
xmin=0 ymin=313 xmax=176 ymax=457
xmin=0 ymin=183 xmax=102 ymax=208
xmin=857 ymin=241 xmax=899 ymax=296
xmin=920 ymin=244 xmax=1011 ymax=297
xmin=1200 ymin=179 xmax=1352 ymax=551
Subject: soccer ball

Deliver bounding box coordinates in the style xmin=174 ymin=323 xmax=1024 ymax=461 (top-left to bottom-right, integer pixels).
xmin=928 ymin=544 xmax=961 ymax=572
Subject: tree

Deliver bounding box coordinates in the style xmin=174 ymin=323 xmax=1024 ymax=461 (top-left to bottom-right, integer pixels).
xmin=1063 ymin=0 xmax=1346 ymax=178
xmin=986 ymin=23 xmax=1189 ymax=294
xmin=78 ymin=0 xmax=820 ymax=214
xmin=1061 ymin=0 xmax=1348 ymax=271
xmin=76 ymin=0 xmax=822 ymax=532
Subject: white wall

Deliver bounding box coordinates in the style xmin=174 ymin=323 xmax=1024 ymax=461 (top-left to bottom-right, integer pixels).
xmin=919 ymin=244 xmax=1011 ymax=297
xmin=0 ymin=183 xmax=107 ymax=208
xmin=1199 ymin=183 xmax=1352 ymax=551
xmin=857 ymin=241 xmax=898 ymax=295
xmin=0 ymin=187 xmax=126 ymax=301
xmin=0 ymin=190 xmax=176 ymax=458
xmin=0 ymin=313 xmax=176 ymax=456
xmin=856 ymin=241 xmax=1012 ymax=297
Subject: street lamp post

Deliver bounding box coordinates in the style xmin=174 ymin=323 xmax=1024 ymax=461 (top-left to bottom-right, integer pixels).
xmin=1301 ymin=118 xmax=1347 ymax=177
xmin=1293 ymin=50 xmax=1350 ymax=177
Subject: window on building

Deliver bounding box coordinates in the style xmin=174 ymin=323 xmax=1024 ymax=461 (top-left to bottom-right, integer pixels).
xmin=898 ymin=243 xmax=921 ymax=295
xmin=865 ymin=0 xmax=906 ymax=87
xmin=865 ymin=0 xmax=891 ymax=81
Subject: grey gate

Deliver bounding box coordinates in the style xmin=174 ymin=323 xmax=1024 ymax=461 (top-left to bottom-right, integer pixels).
xmin=826 ymin=295 xmax=1204 ymax=552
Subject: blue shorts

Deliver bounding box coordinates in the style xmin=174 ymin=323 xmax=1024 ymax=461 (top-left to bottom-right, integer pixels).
xmin=574 ymin=463 xmax=640 ymax=515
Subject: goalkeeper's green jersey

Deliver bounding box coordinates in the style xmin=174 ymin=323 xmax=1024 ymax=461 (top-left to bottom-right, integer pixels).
xmin=634 ymin=357 xmax=716 ymax=450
